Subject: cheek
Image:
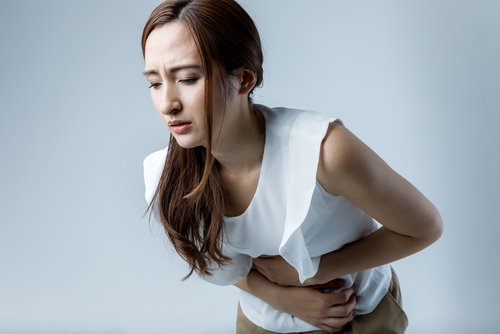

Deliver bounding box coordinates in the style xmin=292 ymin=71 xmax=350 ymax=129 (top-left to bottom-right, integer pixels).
xmin=150 ymin=91 xmax=161 ymax=112
xmin=193 ymin=83 xmax=206 ymax=107
xmin=211 ymin=108 xmax=227 ymax=135
xmin=210 ymin=95 xmax=230 ymax=131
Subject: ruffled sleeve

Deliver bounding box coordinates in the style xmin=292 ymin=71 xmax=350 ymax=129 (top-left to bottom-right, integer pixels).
xmin=201 ymin=242 xmax=252 ymax=286
xmin=279 ymin=111 xmax=342 ymax=283
xmin=143 ymin=148 xmax=168 ymax=205
xmin=143 ymin=148 xmax=252 ymax=286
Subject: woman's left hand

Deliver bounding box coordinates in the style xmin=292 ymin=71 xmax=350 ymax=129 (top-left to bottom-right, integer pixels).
xmin=253 ymin=255 xmax=305 ymax=286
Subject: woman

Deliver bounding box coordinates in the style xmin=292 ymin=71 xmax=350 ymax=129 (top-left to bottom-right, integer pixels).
xmin=141 ymin=1 xmax=443 ymax=333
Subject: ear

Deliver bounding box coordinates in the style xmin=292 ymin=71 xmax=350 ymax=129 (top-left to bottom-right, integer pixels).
xmin=237 ymin=69 xmax=257 ymax=95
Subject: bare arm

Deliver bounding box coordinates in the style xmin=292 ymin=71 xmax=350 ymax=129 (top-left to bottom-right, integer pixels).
xmin=234 ymin=270 xmax=282 ymax=309
xmin=234 ymin=270 xmax=355 ymax=333
xmin=309 ymin=122 xmax=443 ymax=284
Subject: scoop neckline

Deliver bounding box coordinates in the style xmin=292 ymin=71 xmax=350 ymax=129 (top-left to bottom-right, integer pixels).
xmin=224 ymin=106 xmax=269 ymax=221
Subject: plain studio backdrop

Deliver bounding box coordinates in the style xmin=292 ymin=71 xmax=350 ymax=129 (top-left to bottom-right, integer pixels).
xmin=0 ymin=1 xmax=499 ymax=333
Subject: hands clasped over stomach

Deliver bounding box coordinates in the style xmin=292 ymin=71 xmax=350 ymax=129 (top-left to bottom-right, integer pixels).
xmin=253 ymin=256 xmax=356 ymax=333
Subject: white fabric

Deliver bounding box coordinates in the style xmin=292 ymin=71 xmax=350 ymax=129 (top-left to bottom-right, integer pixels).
xmin=143 ymin=105 xmax=391 ymax=333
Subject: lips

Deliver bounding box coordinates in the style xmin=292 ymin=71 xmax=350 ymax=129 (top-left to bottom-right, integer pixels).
xmin=168 ymin=120 xmax=192 ymax=135
xmin=168 ymin=120 xmax=190 ymax=126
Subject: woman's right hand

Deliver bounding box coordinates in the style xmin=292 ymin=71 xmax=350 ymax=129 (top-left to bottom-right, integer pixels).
xmin=276 ymin=279 xmax=356 ymax=333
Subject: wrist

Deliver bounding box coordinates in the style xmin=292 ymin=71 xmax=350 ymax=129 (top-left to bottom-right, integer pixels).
xmin=246 ymin=269 xmax=290 ymax=312
xmin=311 ymin=254 xmax=335 ymax=285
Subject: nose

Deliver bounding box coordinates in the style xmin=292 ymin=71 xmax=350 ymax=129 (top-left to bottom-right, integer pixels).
xmin=159 ymin=84 xmax=181 ymax=116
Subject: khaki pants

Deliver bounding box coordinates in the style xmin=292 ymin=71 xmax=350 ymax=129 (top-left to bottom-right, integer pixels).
xmin=236 ymin=268 xmax=408 ymax=334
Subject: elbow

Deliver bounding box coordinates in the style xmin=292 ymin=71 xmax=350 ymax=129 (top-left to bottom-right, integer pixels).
xmin=406 ymin=205 xmax=443 ymax=248
xmin=422 ymin=209 xmax=444 ymax=246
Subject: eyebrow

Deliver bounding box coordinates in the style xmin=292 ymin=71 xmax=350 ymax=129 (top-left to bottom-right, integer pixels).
xmin=143 ymin=64 xmax=202 ymax=77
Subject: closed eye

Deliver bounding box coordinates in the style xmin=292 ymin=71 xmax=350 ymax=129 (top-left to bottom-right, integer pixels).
xmin=179 ymin=78 xmax=199 ymax=85
xmin=148 ymin=82 xmax=162 ymax=90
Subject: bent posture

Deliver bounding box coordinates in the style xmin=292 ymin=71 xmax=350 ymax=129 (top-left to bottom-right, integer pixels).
xmin=141 ymin=1 xmax=443 ymax=333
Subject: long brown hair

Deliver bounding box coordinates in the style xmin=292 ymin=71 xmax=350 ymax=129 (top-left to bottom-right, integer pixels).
xmin=142 ymin=0 xmax=263 ymax=279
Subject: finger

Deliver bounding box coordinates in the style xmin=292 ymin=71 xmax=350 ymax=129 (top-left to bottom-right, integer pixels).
xmin=344 ymin=293 xmax=357 ymax=314
xmin=316 ymin=323 xmax=341 ymax=334
xmin=321 ymin=314 xmax=354 ymax=333
xmin=327 ymin=293 xmax=357 ymax=318
xmin=319 ymin=326 xmax=344 ymax=334
xmin=324 ymin=287 xmax=355 ymax=306
xmin=318 ymin=318 xmax=349 ymax=334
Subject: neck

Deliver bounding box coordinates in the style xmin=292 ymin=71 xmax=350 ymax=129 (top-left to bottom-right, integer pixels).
xmin=211 ymin=103 xmax=265 ymax=175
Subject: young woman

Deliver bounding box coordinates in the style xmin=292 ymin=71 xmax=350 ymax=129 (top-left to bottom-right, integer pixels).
xmin=141 ymin=1 xmax=443 ymax=333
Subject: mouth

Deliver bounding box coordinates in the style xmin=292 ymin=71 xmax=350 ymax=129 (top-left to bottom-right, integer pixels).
xmin=168 ymin=120 xmax=191 ymax=126
xmin=168 ymin=120 xmax=192 ymax=134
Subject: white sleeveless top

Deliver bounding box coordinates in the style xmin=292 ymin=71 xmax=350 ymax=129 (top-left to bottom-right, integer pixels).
xmin=143 ymin=105 xmax=391 ymax=332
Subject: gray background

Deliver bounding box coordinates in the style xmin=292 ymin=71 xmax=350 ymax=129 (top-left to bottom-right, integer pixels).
xmin=1 ymin=0 xmax=499 ymax=333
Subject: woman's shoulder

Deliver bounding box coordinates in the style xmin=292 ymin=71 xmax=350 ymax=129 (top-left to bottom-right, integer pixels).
xmin=318 ymin=121 xmax=386 ymax=198
xmin=258 ymin=104 xmax=327 ymax=119
xmin=256 ymin=104 xmax=301 ymax=124
xmin=143 ymin=147 xmax=167 ymax=168
xmin=258 ymin=104 xmax=337 ymax=134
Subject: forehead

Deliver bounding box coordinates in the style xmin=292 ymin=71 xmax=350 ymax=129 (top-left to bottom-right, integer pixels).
xmin=144 ymin=21 xmax=201 ymax=71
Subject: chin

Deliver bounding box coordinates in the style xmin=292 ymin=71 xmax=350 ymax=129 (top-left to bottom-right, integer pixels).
xmin=173 ymin=136 xmax=204 ymax=150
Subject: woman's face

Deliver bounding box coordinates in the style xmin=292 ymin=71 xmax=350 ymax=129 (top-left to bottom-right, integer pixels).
xmin=144 ymin=22 xmax=223 ymax=149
